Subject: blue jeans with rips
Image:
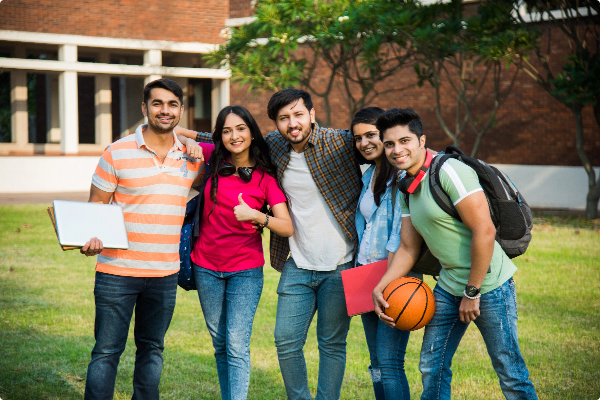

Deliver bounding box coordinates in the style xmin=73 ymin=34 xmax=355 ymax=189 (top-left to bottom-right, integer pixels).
xmin=193 ymin=265 xmax=264 ymax=400
xmin=361 ymin=312 xmax=411 ymax=400
xmin=84 ymin=271 xmax=178 ymax=400
xmin=274 ymin=258 xmax=353 ymax=400
xmin=420 ymin=278 xmax=538 ymax=400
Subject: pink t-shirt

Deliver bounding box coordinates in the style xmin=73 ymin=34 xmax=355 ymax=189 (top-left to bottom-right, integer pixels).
xmin=191 ymin=167 xmax=287 ymax=272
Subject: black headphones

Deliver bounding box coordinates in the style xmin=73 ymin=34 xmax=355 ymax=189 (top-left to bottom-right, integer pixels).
xmin=218 ymin=163 xmax=257 ymax=183
xmin=399 ymin=150 xmax=433 ymax=195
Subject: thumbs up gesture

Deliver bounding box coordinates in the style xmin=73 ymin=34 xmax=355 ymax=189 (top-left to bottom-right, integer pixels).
xmin=234 ymin=193 xmax=258 ymax=222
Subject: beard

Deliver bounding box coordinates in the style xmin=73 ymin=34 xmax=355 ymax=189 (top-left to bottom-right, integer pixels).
xmin=148 ymin=113 xmax=179 ymax=133
xmin=285 ymin=124 xmax=312 ymax=144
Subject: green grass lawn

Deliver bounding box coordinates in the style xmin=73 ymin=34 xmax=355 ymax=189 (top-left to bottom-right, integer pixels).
xmin=0 ymin=205 xmax=599 ymax=399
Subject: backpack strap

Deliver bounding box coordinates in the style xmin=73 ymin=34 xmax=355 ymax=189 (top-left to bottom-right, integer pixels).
xmin=428 ymin=151 xmax=462 ymax=221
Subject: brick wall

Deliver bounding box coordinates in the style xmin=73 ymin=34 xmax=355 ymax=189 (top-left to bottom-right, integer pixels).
xmin=230 ymin=27 xmax=600 ymax=167
xmin=229 ymin=0 xmax=254 ymax=19
xmin=0 ymin=0 xmax=227 ymax=44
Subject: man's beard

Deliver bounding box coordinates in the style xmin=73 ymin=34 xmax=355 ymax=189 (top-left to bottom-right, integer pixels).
xmin=149 ymin=114 xmax=179 ymax=133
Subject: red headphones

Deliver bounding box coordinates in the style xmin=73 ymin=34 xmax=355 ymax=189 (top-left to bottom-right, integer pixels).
xmin=399 ymin=150 xmax=433 ymax=195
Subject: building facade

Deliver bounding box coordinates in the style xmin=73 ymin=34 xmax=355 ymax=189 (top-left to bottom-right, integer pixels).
xmin=0 ymin=0 xmax=598 ymax=211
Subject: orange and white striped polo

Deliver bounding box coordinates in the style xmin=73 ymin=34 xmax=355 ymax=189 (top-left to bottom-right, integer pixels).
xmin=91 ymin=129 xmax=204 ymax=277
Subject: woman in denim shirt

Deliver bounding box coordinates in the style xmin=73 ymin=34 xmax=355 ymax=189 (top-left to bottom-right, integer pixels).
xmin=352 ymin=107 xmax=421 ymax=400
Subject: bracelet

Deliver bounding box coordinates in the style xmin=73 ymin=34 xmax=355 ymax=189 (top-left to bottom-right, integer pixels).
xmin=195 ymin=132 xmax=201 ymax=142
xmin=463 ymin=290 xmax=481 ymax=300
xmin=263 ymin=214 xmax=269 ymax=227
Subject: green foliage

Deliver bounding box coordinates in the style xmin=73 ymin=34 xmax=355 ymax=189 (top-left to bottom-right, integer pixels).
xmin=550 ymin=50 xmax=599 ymax=107
xmin=205 ymin=0 xmax=420 ymax=123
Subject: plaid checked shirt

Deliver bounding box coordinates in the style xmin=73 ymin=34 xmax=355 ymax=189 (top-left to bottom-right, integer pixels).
xmin=195 ymin=123 xmax=362 ymax=272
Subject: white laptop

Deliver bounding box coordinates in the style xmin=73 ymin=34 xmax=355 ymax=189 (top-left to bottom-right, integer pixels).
xmin=53 ymin=200 xmax=129 ymax=249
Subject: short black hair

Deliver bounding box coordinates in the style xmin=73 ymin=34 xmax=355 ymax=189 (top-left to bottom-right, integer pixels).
xmin=376 ymin=107 xmax=424 ymax=140
xmin=267 ymin=88 xmax=313 ymax=120
xmin=143 ymin=78 xmax=183 ymax=106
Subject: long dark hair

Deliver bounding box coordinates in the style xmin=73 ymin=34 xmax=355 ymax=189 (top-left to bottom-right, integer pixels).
xmin=351 ymin=107 xmax=394 ymax=207
xmin=207 ymin=106 xmax=277 ymax=223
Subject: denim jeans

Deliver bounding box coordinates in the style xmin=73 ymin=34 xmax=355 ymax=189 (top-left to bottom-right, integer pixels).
xmin=193 ymin=265 xmax=264 ymax=400
xmin=420 ymin=278 xmax=538 ymax=400
xmin=274 ymin=258 xmax=353 ymax=400
xmin=361 ymin=312 xmax=411 ymax=400
xmin=84 ymin=272 xmax=178 ymax=400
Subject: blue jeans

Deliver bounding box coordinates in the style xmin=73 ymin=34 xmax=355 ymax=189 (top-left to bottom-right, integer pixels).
xmin=84 ymin=272 xmax=178 ymax=400
xmin=193 ymin=265 xmax=264 ymax=400
xmin=361 ymin=312 xmax=410 ymax=400
xmin=420 ymin=278 xmax=538 ymax=400
xmin=274 ymin=258 xmax=353 ymax=400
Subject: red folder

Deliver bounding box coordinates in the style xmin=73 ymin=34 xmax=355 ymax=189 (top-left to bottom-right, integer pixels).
xmin=341 ymin=260 xmax=388 ymax=316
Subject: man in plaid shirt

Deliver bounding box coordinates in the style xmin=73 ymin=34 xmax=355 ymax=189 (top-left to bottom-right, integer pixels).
xmin=180 ymin=89 xmax=362 ymax=399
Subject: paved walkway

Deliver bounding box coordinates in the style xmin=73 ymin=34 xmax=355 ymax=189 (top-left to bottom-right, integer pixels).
xmin=0 ymin=192 xmax=89 ymax=205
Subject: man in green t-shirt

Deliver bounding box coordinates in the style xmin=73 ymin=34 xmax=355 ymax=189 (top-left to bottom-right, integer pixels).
xmin=372 ymin=108 xmax=537 ymax=399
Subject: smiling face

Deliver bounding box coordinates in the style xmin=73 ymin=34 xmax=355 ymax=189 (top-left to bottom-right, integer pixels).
xmin=142 ymin=88 xmax=182 ymax=134
xmin=383 ymin=124 xmax=426 ymax=176
xmin=353 ymin=123 xmax=384 ymax=162
xmin=221 ymin=113 xmax=252 ymax=156
xmin=274 ymin=98 xmax=316 ymax=152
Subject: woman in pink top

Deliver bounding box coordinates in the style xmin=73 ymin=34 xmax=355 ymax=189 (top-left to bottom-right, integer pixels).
xmin=191 ymin=105 xmax=293 ymax=400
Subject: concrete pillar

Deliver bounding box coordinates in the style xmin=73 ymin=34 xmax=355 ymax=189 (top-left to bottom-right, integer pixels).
xmin=143 ymin=49 xmax=162 ymax=86
xmin=58 ymin=44 xmax=79 ymax=154
xmin=211 ymin=78 xmax=230 ymax=129
xmin=95 ymin=52 xmax=112 ymax=147
xmin=10 ymin=71 xmax=28 ymax=147
xmin=10 ymin=46 xmax=28 ymax=147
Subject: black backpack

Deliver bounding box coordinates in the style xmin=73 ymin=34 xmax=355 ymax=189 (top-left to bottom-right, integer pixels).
xmin=429 ymin=146 xmax=533 ymax=259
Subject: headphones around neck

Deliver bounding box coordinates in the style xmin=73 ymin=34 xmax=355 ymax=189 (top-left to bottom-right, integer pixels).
xmin=218 ymin=163 xmax=257 ymax=183
xmin=399 ymin=150 xmax=433 ymax=195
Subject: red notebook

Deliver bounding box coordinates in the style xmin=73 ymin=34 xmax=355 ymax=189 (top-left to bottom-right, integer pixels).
xmin=341 ymin=260 xmax=388 ymax=316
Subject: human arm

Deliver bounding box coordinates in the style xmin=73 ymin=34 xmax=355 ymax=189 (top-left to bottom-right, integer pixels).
xmin=454 ymin=190 xmax=496 ymax=323
xmin=80 ymin=184 xmax=114 ymax=257
xmin=372 ymin=216 xmax=423 ymax=328
xmin=233 ymin=195 xmax=294 ymax=237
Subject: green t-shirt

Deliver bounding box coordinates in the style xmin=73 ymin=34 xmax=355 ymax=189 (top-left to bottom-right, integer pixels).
xmin=400 ymin=158 xmax=517 ymax=296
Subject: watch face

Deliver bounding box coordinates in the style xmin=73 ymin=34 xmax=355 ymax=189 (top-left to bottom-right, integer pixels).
xmin=465 ymin=286 xmax=479 ymax=297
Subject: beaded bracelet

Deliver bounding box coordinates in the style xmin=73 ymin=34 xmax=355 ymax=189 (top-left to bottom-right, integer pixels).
xmin=463 ymin=290 xmax=481 ymax=300
xmin=264 ymin=214 xmax=270 ymax=227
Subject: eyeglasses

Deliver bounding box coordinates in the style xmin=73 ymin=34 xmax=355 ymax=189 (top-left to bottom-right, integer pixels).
xmin=217 ymin=163 xmax=257 ymax=183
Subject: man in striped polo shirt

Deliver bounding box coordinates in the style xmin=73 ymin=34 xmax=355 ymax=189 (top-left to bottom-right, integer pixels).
xmin=80 ymin=78 xmax=204 ymax=399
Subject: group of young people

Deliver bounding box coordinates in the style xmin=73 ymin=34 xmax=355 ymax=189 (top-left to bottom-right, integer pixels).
xmin=80 ymin=78 xmax=537 ymax=400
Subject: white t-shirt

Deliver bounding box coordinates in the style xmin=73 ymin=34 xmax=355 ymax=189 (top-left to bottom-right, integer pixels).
xmin=282 ymin=151 xmax=354 ymax=271
xmin=357 ymin=173 xmax=375 ymax=265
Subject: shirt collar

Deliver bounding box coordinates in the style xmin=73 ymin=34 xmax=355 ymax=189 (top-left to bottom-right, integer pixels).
xmin=134 ymin=125 xmax=183 ymax=151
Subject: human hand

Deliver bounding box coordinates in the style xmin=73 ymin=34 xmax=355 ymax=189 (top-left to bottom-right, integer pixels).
xmin=373 ymin=286 xmax=396 ymax=328
xmin=80 ymin=237 xmax=104 ymax=257
xmin=459 ymin=297 xmax=480 ymax=323
xmin=233 ymin=193 xmax=259 ymax=222
xmin=185 ymin=138 xmax=204 ymax=162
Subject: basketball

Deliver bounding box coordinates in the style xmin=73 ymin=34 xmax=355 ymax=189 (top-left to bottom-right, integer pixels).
xmin=382 ymin=276 xmax=435 ymax=331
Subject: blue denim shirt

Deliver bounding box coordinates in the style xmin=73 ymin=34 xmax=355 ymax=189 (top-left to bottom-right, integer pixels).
xmin=355 ymin=165 xmax=404 ymax=265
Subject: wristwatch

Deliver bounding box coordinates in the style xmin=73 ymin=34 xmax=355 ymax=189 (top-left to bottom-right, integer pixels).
xmin=464 ymin=285 xmax=480 ymax=299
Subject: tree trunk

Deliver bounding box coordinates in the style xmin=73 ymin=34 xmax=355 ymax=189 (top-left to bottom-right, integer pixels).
xmin=571 ymin=105 xmax=599 ymax=219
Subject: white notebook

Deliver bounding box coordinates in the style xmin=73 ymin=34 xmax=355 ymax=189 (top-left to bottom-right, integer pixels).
xmin=53 ymin=200 xmax=129 ymax=249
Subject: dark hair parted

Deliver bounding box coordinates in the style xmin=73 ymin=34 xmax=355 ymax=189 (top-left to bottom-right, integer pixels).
xmin=267 ymin=88 xmax=314 ymax=121
xmin=351 ymin=107 xmax=394 ymax=207
xmin=375 ymin=107 xmax=424 ymax=141
xmin=143 ymin=78 xmax=183 ymax=106
xmin=207 ymin=106 xmax=278 ymax=230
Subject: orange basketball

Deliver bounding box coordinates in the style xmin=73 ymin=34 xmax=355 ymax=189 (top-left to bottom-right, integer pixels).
xmin=382 ymin=277 xmax=435 ymax=331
